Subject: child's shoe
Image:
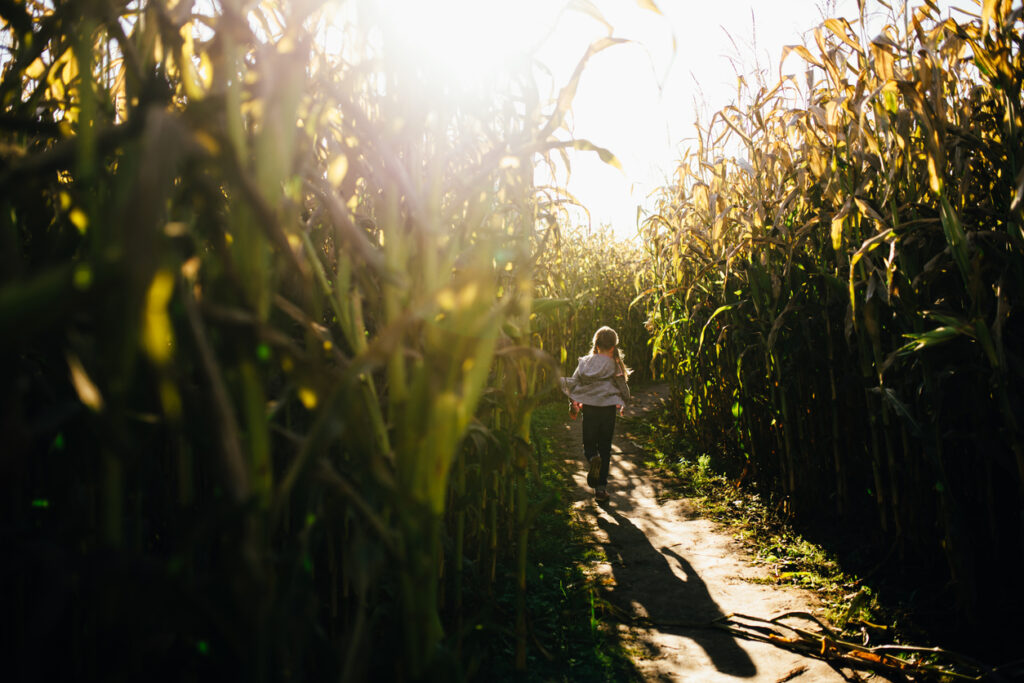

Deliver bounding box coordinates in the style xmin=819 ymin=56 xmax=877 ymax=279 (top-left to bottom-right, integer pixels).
xmin=569 ymin=401 xmax=582 ymax=420
xmin=595 ymin=486 xmax=609 ymax=502
xmin=586 ymin=456 xmax=601 ymax=488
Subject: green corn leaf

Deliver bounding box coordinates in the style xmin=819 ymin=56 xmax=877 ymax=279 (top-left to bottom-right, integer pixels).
xmin=697 ymin=304 xmax=735 ymax=355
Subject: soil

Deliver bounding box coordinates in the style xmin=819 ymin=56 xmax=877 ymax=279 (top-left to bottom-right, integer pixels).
xmin=558 ymin=384 xmax=867 ymax=682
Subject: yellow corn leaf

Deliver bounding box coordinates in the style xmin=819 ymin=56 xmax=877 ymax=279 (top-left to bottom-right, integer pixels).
xmin=197 ymin=51 xmax=213 ymax=90
xmin=824 ymin=18 xmax=863 ymax=54
xmin=781 ymin=44 xmax=824 ymax=69
xmin=567 ymin=0 xmax=613 ymax=34
xmin=179 ymin=23 xmax=206 ymax=100
xmin=852 ymin=229 xmax=895 ymax=270
xmin=717 ymin=109 xmax=754 ymax=150
xmin=831 ymin=198 xmax=852 ymax=251
xmin=328 ymin=154 xmax=349 ymax=187
xmin=871 ymin=43 xmax=895 ymax=81
xmin=571 ymin=138 xmax=622 ymax=170
xmin=635 ymin=0 xmax=662 ymax=13
xmin=298 ymin=387 xmax=318 ymax=410
xmin=24 ymin=57 xmax=46 ymax=80
xmin=825 ymin=100 xmax=843 ymax=129
xmin=151 ymin=28 xmax=165 ymax=63
xmin=926 ymin=148 xmax=943 ymax=195
xmin=809 ymin=148 xmax=827 ymax=177
xmin=543 ymin=36 xmax=628 ymax=138
xmin=67 ymin=353 xmax=104 ymax=412
xmin=813 ymin=28 xmax=844 ymax=88
xmin=861 ymin=126 xmax=881 ymax=157
xmin=49 ymin=77 xmax=64 ymax=102
xmin=193 ymin=131 xmax=219 ymax=154
xmin=854 ymin=197 xmax=884 ymax=223
xmin=60 ymin=49 xmax=78 ymax=84
xmin=968 ymin=36 xmax=1003 ymax=80
xmin=981 ymin=0 xmax=998 ymax=35
xmin=142 ymin=270 xmax=176 ymax=365
xmin=165 ymin=51 xmax=180 ymax=85
xmin=831 ymin=214 xmax=846 ymax=252
xmin=69 ymin=208 xmax=88 ymax=233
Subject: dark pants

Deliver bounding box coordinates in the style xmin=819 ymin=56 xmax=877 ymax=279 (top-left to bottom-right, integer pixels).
xmin=582 ymin=404 xmax=617 ymax=487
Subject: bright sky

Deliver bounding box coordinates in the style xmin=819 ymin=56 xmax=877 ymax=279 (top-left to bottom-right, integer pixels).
xmin=342 ymin=0 xmax=892 ymax=237
xmin=536 ymin=0 xmax=838 ymax=238
xmin=527 ymin=0 xmax=962 ymax=238
xmin=322 ymin=0 xmax=960 ymax=237
xmin=368 ymin=0 xmax=960 ymax=238
xmin=340 ymin=0 xmax=838 ymax=237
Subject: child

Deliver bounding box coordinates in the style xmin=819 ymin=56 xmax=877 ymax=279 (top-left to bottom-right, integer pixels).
xmin=560 ymin=326 xmax=631 ymax=501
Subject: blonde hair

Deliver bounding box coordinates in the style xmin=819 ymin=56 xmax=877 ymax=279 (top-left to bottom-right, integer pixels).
xmin=591 ymin=326 xmax=631 ymax=378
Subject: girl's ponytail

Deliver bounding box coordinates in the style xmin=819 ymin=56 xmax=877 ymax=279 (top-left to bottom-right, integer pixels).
xmin=614 ymin=350 xmax=632 ymax=379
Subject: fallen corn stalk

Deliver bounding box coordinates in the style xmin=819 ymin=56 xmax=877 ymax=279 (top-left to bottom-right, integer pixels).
xmin=712 ymin=612 xmax=1021 ymax=682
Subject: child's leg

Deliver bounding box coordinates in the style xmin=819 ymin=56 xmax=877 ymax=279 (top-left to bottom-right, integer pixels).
xmin=581 ymin=406 xmax=600 ymax=463
xmin=595 ymin=406 xmax=617 ymax=486
xmin=581 ymin=406 xmax=605 ymax=489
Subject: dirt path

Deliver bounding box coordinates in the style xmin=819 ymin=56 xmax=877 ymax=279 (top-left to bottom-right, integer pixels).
xmin=559 ymin=384 xmax=852 ymax=682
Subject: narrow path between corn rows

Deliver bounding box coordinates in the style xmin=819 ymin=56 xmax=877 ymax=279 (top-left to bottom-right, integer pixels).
xmin=557 ymin=384 xmax=858 ymax=682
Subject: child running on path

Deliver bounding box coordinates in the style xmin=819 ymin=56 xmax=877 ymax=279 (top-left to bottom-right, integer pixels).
xmin=560 ymin=326 xmax=631 ymax=501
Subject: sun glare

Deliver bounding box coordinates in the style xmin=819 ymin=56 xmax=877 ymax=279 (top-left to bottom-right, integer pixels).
xmin=321 ymin=0 xmax=564 ymax=90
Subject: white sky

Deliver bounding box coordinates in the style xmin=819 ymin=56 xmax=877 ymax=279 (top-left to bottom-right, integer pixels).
xmin=528 ymin=0 xmax=962 ymax=238
xmin=537 ymin=0 xmax=838 ymax=238
xmin=359 ymin=0 xmax=879 ymax=237
xmin=309 ymin=0 xmax=962 ymax=238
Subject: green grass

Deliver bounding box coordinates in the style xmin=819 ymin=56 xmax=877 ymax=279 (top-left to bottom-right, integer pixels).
xmin=469 ymin=398 xmax=638 ymax=682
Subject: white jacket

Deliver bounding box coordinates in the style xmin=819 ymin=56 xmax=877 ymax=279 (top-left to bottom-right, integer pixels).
xmin=560 ymin=354 xmax=630 ymax=407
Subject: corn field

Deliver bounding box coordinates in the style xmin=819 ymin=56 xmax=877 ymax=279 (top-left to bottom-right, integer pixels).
xmin=0 ymin=0 xmax=633 ymax=679
xmin=639 ymin=0 xmax=1023 ymax=628
xmin=5 ymin=0 xmax=1024 ymax=678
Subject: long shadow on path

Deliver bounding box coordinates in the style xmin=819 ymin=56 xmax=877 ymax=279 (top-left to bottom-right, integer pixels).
xmin=594 ymin=506 xmax=758 ymax=679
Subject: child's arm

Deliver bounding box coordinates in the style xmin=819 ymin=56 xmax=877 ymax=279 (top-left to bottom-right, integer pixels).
xmin=613 ymin=373 xmax=631 ymax=406
xmin=559 ymin=363 xmax=581 ymax=398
